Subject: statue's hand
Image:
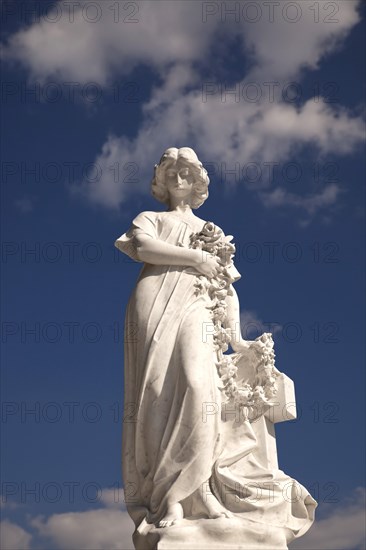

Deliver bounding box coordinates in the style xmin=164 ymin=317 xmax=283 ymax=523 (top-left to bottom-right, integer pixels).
xmin=231 ymin=338 xmax=266 ymax=356
xmin=230 ymin=338 xmax=251 ymax=353
xmin=194 ymin=251 xmax=222 ymax=279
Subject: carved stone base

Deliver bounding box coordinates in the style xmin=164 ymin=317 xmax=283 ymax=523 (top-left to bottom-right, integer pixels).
xmin=133 ymin=516 xmax=290 ymax=550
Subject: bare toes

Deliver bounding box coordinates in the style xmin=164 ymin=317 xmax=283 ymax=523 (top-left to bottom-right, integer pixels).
xmin=158 ymin=519 xmax=175 ymax=528
xmin=158 ymin=520 xmax=167 ymax=528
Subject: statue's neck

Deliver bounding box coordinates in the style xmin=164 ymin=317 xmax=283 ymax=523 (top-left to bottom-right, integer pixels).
xmin=168 ymin=200 xmax=192 ymax=213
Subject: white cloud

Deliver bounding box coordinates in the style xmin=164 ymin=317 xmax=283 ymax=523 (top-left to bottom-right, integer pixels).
xmin=241 ymin=0 xmax=361 ymax=80
xmin=28 ymin=487 xmax=134 ymax=550
xmin=1 ymin=1 xmax=215 ymax=84
xmin=252 ymin=100 xmax=365 ymax=156
xmin=0 ymin=520 xmax=32 ymax=550
xmin=289 ymin=487 xmax=366 ymax=550
xmin=259 ymin=183 xmax=343 ymax=216
xmin=31 ymin=508 xmax=134 ymax=550
xmin=240 ymin=310 xmax=282 ymax=340
xmin=0 ymin=488 xmax=134 ymax=550
xmin=80 ymin=94 xmax=363 ymax=213
xmin=2 ymin=1 xmax=361 ymax=85
xmin=2 ymin=0 xmax=364 ymax=217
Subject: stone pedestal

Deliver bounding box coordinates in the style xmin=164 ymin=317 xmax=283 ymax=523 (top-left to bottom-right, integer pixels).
xmin=134 ymin=516 xmax=290 ymax=550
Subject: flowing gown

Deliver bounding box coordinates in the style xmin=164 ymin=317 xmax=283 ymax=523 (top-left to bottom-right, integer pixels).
xmin=115 ymin=210 xmax=316 ymax=541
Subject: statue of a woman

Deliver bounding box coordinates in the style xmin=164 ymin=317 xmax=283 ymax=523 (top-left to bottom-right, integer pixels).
xmin=115 ymin=147 xmax=316 ymax=548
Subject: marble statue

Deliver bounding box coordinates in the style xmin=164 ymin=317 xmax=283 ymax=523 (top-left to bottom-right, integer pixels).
xmin=115 ymin=147 xmax=316 ymax=549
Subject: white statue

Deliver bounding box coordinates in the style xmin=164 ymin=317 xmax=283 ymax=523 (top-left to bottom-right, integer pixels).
xmin=115 ymin=147 xmax=316 ymax=549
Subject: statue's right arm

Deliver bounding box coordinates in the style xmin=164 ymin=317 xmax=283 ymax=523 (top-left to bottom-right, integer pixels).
xmin=134 ymin=232 xmax=203 ymax=267
xmin=134 ymin=232 xmax=221 ymax=278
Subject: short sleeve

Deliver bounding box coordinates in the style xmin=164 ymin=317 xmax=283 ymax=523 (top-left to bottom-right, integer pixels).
xmin=114 ymin=211 xmax=158 ymax=262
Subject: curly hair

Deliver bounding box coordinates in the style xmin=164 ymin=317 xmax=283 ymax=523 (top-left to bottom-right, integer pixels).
xmin=151 ymin=147 xmax=210 ymax=209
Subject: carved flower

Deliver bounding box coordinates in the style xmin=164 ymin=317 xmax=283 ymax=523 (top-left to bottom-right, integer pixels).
xmin=215 ymin=327 xmax=231 ymax=344
xmin=201 ymin=222 xmax=222 ymax=239
xmin=209 ymin=280 xmax=226 ymax=292
xmin=212 ymin=306 xmax=227 ymax=322
xmin=216 ymin=357 xmax=230 ymax=371
xmin=265 ymin=384 xmax=277 ymax=399
xmin=217 ymin=280 xmax=227 ymax=290
xmin=257 ymin=332 xmax=274 ymax=347
xmin=235 ymin=385 xmax=253 ymax=403
xmin=194 ymin=279 xmax=208 ymax=296
xmin=215 ymin=289 xmax=228 ymax=300
xmin=218 ymin=359 xmax=237 ymax=380
xmin=252 ymin=386 xmax=266 ymax=400
xmin=216 ymin=241 xmax=236 ymax=264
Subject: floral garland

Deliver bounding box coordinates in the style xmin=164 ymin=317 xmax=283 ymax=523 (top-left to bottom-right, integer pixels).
xmin=189 ymin=222 xmax=278 ymax=414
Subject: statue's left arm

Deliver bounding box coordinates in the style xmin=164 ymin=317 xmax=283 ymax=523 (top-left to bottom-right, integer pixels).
xmin=223 ymin=285 xmax=250 ymax=352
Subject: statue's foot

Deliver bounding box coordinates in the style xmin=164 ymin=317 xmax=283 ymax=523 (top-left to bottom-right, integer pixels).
xmin=158 ymin=502 xmax=184 ymax=528
xmin=204 ymin=497 xmax=234 ymax=519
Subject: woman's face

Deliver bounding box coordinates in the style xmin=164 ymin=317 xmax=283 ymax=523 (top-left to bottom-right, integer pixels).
xmin=164 ymin=160 xmax=195 ymax=201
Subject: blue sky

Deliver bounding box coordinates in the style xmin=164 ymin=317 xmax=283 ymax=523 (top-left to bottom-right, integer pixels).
xmin=1 ymin=1 xmax=365 ymax=549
